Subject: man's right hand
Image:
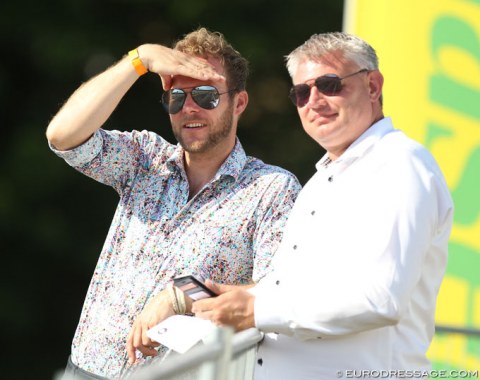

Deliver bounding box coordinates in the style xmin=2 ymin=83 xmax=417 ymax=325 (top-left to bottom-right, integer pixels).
xmin=137 ymin=44 xmax=225 ymax=90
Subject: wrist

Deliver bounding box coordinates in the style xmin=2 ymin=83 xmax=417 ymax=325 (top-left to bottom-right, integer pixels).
xmin=167 ymin=284 xmax=190 ymax=315
xmin=128 ymin=48 xmax=148 ymax=76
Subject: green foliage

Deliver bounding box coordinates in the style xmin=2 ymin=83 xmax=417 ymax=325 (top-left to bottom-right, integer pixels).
xmin=0 ymin=0 xmax=343 ymax=378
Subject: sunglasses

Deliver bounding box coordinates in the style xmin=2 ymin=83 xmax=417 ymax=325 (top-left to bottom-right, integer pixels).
xmin=161 ymin=85 xmax=236 ymax=114
xmin=289 ymin=69 xmax=369 ymax=107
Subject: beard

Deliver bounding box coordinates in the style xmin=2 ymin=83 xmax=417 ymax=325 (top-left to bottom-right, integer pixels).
xmin=173 ymin=101 xmax=235 ymax=154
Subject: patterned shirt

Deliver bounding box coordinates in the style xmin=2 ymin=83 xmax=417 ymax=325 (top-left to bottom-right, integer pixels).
xmin=51 ymin=129 xmax=301 ymax=379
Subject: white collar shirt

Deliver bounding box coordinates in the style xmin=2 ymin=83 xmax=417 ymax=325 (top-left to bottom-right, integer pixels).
xmin=252 ymin=117 xmax=454 ymax=380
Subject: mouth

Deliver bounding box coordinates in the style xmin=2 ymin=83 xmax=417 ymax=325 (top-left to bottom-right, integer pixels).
xmin=310 ymin=113 xmax=337 ymax=123
xmin=184 ymin=122 xmax=207 ymax=129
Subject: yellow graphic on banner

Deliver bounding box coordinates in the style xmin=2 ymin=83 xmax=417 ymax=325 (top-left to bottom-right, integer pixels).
xmin=344 ymin=0 xmax=480 ymax=372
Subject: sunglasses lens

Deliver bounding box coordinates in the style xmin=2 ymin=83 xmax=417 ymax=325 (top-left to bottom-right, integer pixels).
xmin=191 ymin=86 xmax=219 ymax=109
xmin=161 ymin=86 xmax=221 ymax=114
xmin=315 ymin=76 xmax=342 ymax=96
xmin=162 ymin=89 xmax=186 ymax=114
xmin=289 ymin=71 xmax=366 ymax=107
xmin=289 ymin=85 xmax=310 ymax=107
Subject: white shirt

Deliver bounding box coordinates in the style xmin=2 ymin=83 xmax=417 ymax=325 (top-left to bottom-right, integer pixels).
xmin=252 ymin=118 xmax=453 ymax=380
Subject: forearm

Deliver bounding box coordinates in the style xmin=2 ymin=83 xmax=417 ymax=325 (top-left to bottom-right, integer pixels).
xmin=46 ymin=54 xmax=139 ymax=150
xmin=46 ymin=42 xmax=224 ymax=151
xmin=254 ymin=274 xmax=400 ymax=339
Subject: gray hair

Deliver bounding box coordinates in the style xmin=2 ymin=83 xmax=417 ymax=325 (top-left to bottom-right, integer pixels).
xmin=286 ymin=32 xmax=379 ymax=78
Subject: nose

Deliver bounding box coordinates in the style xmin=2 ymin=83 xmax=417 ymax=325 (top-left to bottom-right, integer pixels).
xmin=181 ymin=93 xmax=200 ymax=113
xmin=306 ymin=86 xmax=326 ymax=108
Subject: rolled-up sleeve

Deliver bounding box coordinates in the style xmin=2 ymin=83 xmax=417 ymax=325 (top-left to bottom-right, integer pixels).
xmin=49 ymin=130 xmax=104 ymax=168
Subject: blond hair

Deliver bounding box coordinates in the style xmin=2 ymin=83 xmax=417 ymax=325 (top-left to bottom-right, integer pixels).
xmin=174 ymin=27 xmax=249 ymax=92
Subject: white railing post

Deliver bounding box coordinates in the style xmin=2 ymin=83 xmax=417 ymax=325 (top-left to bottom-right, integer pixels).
xmin=198 ymin=326 xmax=233 ymax=380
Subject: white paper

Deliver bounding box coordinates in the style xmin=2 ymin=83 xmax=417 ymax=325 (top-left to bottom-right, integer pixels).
xmin=147 ymin=315 xmax=216 ymax=354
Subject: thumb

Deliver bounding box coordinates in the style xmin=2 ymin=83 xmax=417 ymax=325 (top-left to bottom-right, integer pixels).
xmin=160 ymin=74 xmax=172 ymax=91
xmin=205 ymin=279 xmax=236 ymax=295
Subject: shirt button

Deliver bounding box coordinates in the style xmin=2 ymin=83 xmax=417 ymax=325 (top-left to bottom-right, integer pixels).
xmin=328 ymin=176 xmax=334 ymax=182
xmin=257 ymin=358 xmax=263 ymax=366
xmin=275 ymin=280 xmax=280 ymax=285
xmin=293 ymin=245 xmax=297 ymax=250
xmin=311 ymin=210 xmax=315 ymax=215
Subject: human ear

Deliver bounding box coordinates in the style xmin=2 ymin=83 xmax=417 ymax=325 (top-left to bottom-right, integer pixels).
xmin=368 ymin=70 xmax=384 ymax=103
xmin=234 ymin=91 xmax=249 ymax=116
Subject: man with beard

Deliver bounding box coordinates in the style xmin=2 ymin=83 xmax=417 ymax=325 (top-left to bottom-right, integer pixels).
xmin=46 ymin=28 xmax=301 ymax=379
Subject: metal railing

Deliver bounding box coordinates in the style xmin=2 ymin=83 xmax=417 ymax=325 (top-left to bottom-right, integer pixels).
xmin=435 ymin=324 xmax=480 ymax=337
xmin=56 ymin=325 xmax=480 ymax=380
xmin=128 ymin=327 xmax=262 ymax=380
xmin=130 ymin=325 xmax=480 ymax=380
xmin=430 ymin=324 xmax=480 ymax=374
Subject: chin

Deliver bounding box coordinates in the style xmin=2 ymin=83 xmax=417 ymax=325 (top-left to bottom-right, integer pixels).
xmin=183 ymin=139 xmax=214 ymax=153
xmin=182 ymin=143 xmax=205 ymax=153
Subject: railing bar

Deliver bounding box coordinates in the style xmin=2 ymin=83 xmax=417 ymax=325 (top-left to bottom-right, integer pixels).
xmin=231 ymin=328 xmax=264 ymax=355
xmin=131 ymin=342 xmax=224 ymax=379
xmin=435 ymin=325 xmax=480 ymax=337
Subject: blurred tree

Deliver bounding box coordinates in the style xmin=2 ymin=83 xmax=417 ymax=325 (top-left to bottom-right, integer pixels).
xmin=0 ymin=0 xmax=343 ymax=378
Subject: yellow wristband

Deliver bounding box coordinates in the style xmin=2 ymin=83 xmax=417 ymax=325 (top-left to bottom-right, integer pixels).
xmin=128 ymin=49 xmax=148 ymax=76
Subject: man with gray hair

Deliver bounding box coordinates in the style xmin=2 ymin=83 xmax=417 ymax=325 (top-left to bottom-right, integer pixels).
xmin=193 ymin=32 xmax=453 ymax=379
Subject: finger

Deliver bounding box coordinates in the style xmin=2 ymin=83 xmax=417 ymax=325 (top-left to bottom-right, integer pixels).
xmin=134 ymin=326 xmax=158 ymax=358
xmin=174 ymin=55 xmax=225 ymax=81
xmin=126 ymin=329 xmax=137 ymax=364
xmin=141 ymin=328 xmax=156 ymax=348
xmin=137 ymin=345 xmax=159 ymax=358
xmin=160 ymin=74 xmax=172 ymax=91
xmin=205 ymin=279 xmax=235 ymax=294
xmin=193 ymin=303 xmax=223 ymax=324
xmin=175 ymin=66 xmax=225 ymax=82
xmin=181 ymin=55 xmax=222 ymax=74
xmin=194 ymin=309 xmax=215 ymax=321
xmin=132 ymin=324 xmax=144 ymax=351
xmin=191 ymin=297 xmax=215 ymax=313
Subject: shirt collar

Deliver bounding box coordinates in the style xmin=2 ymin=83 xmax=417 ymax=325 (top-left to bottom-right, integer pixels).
xmin=166 ymin=138 xmax=247 ymax=182
xmin=215 ymin=138 xmax=247 ymax=181
xmin=315 ymin=117 xmax=394 ymax=171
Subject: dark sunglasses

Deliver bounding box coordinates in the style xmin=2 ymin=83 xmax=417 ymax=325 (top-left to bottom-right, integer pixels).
xmin=161 ymin=85 xmax=236 ymax=114
xmin=289 ymin=69 xmax=369 ymax=107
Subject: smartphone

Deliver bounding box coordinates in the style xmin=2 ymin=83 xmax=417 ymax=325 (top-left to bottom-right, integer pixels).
xmin=173 ymin=275 xmax=217 ymax=301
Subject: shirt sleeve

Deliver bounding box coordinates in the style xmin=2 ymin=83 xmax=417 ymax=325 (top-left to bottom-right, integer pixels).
xmin=49 ymin=129 xmax=170 ymax=194
xmin=253 ymin=149 xmax=453 ymax=340
xmin=49 ymin=129 xmax=104 ymax=167
xmin=251 ymin=172 xmax=302 ymax=282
